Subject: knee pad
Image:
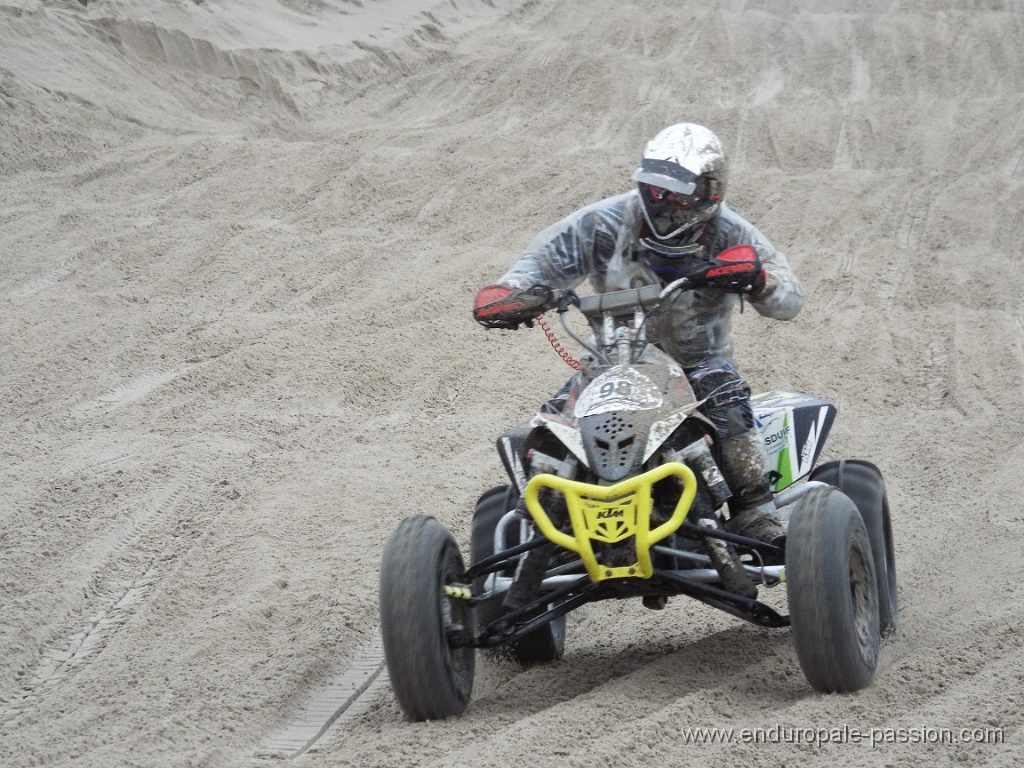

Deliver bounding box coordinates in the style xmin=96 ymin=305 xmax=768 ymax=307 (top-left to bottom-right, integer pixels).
xmin=717 ymin=400 xmax=756 ymax=438
xmin=686 ymin=358 xmax=754 ymax=438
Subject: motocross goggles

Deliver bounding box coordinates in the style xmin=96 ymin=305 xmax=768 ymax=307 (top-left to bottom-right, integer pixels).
xmin=633 ymin=159 xmax=721 ymax=240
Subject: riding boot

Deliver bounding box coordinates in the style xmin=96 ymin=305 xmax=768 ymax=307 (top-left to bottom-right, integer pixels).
xmin=696 ymin=517 xmax=757 ymax=599
xmin=726 ymin=499 xmax=787 ymax=548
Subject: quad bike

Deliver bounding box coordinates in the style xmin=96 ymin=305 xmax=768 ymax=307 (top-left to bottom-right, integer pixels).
xmin=379 ymin=248 xmax=898 ymax=721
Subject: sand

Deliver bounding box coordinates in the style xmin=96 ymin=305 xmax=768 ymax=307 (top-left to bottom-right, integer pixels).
xmin=1 ymin=0 xmax=1022 ymax=765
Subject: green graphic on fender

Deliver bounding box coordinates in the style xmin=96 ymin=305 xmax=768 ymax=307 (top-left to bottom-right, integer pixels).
xmin=753 ymin=391 xmax=837 ymax=491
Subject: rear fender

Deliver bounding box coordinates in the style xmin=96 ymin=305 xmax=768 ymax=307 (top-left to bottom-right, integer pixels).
xmin=752 ymin=391 xmax=838 ymax=492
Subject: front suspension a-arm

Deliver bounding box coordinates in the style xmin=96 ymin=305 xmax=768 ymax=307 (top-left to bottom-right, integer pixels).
xmin=455 ymin=574 xmax=594 ymax=649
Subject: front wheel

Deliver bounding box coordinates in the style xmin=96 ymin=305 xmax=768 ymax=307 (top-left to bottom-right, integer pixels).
xmin=810 ymin=460 xmax=898 ymax=636
xmin=379 ymin=515 xmax=474 ymax=721
xmin=786 ymin=485 xmax=880 ymax=693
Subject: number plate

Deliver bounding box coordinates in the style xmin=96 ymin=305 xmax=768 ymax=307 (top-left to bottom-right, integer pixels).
xmin=574 ymin=366 xmax=664 ymax=417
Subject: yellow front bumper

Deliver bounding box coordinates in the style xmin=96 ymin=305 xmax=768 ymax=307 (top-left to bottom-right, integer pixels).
xmin=524 ymin=462 xmax=697 ymax=582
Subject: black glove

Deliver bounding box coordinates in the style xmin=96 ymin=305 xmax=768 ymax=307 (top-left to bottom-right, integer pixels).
xmin=694 ymin=245 xmax=767 ymax=295
xmin=473 ymin=284 xmax=553 ymax=329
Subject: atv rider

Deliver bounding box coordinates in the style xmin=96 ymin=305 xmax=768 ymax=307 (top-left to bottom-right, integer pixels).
xmin=472 ymin=122 xmax=804 ymax=599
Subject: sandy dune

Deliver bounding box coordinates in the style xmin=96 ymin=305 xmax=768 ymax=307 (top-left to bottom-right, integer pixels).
xmin=1 ymin=0 xmax=1022 ymax=765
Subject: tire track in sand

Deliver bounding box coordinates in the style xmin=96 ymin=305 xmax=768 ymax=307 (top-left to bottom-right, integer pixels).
xmin=920 ymin=338 xmax=951 ymax=411
xmin=1010 ymin=142 xmax=1024 ymax=180
xmin=255 ymin=639 xmax=388 ymax=759
xmin=7 ymin=256 xmax=79 ymax=299
xmin=1015 ymin=313 xmax=1024 ymax=404
xmin=877 ymin=184 xmax=932 ymax=304
xmin=0 ymin=484 xmax=187 ymax=726
xmin=71 ymin=367 xmax=190 ymax=416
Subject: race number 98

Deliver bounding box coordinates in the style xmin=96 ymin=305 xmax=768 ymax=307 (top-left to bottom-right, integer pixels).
xmin=600 ymin=380 xmax=632 ymax=399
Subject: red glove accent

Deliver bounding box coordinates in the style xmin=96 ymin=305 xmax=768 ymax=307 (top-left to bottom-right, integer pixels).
xmin=473 ymin=286 xmax=515 ymax=318
xmin=473 ymin=285 xmax=551 ymax=329
xmin=717 ymin=245 xmax=759 ymax=263
xmin=700 ymin=245 xmax=767 ymax=294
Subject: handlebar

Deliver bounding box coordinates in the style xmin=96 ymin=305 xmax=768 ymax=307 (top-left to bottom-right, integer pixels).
xmin=538 ymin=276 xmax=698 ymax=368
xmin=570 ymin=277 xmax=694 ymax=320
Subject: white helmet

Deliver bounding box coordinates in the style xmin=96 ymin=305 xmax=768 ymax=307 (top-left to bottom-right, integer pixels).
xmin=632 ymin=123 xmax=727 ymax=241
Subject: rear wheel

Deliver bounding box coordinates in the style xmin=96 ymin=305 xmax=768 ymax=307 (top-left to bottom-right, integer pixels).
xmin=786 ymin=485 xmax=880 ymax=693
xmin=379 ymin=515 xmax=474 ymax=720
xmin=470 ymin=485 xmax=566 ymax=664
xmin=810 ymin=460 xmax=898 ymax=636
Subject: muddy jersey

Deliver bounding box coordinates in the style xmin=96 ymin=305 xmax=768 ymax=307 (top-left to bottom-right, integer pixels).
xmin=497 ymin=190 xmax=804 ymax=367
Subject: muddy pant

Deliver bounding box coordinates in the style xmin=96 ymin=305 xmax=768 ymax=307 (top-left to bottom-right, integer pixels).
xmin=685 ymin=357 xmax=773 ymax=511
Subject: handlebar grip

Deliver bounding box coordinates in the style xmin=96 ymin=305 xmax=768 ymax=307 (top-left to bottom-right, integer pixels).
xmin=577 ymin=283 xmax=664 ymax=318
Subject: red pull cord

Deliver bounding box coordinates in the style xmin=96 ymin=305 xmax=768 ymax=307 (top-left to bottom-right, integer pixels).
xmin=536 ymin=314 xmax=581 ymax=370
